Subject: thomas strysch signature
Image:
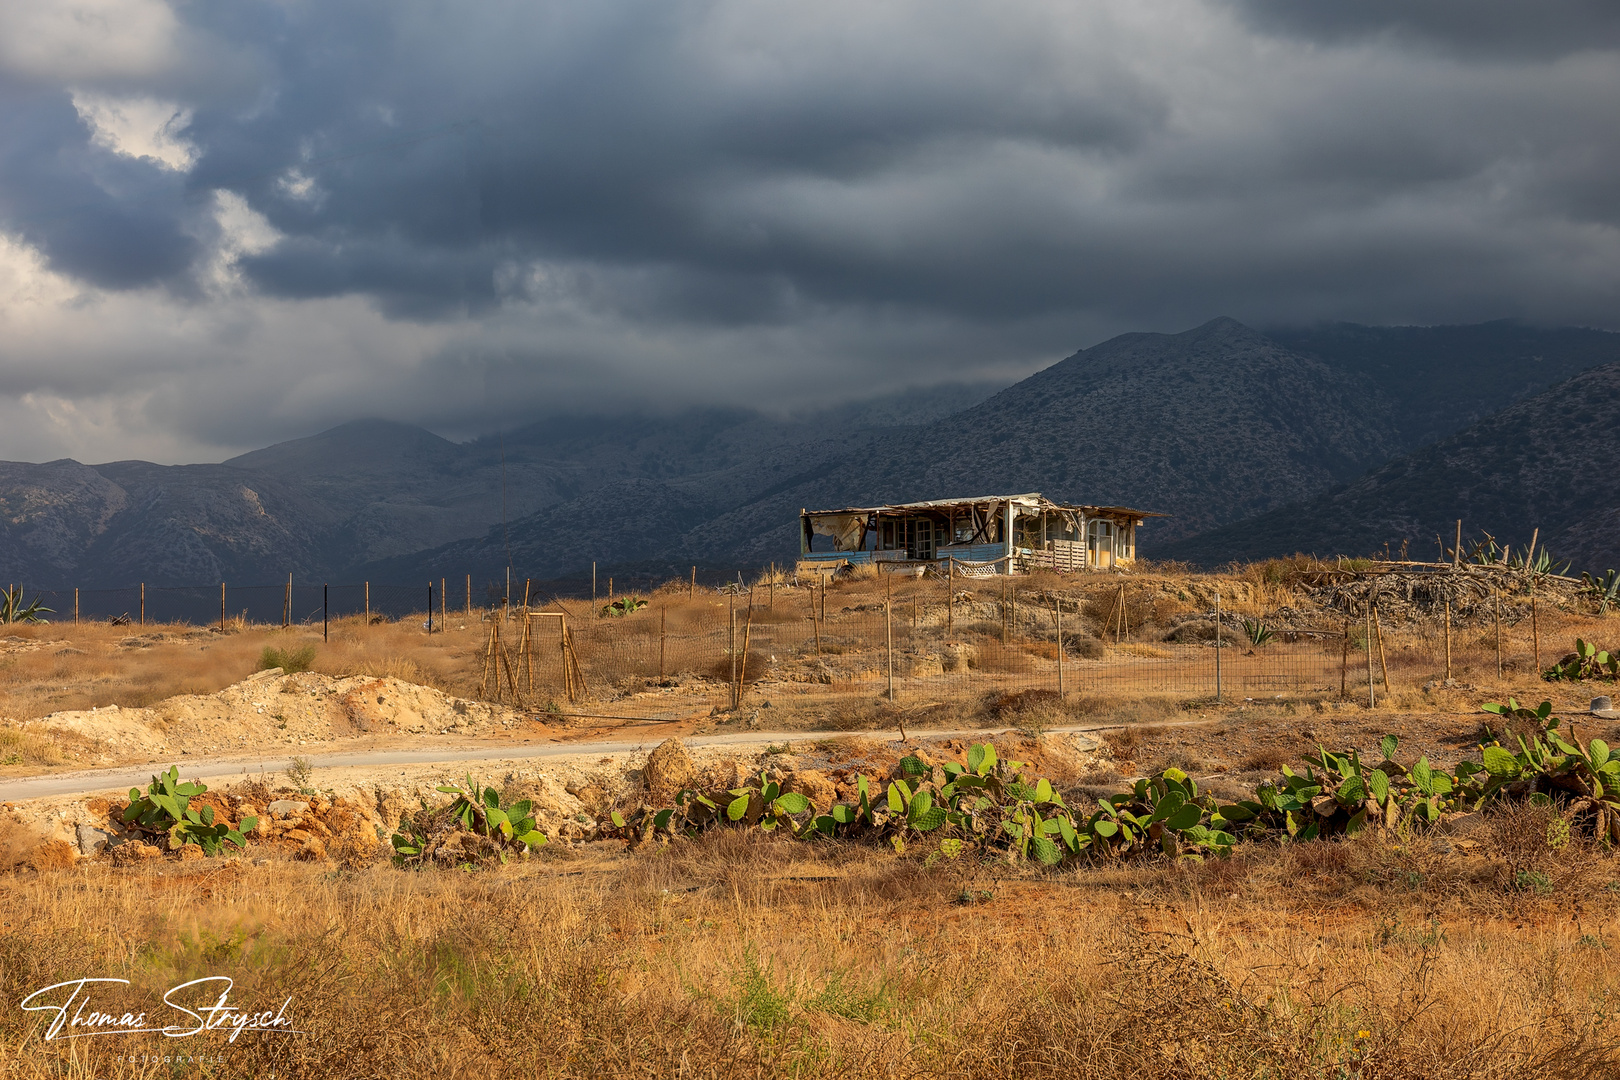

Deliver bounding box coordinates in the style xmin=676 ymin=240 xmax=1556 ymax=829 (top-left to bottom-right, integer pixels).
xmin=20 ymin=978 xmax=301 ymax=1042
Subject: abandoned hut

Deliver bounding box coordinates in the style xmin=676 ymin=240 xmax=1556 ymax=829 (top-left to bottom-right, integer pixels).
xmin=797 ymin=494 xmax=1162 ymax=577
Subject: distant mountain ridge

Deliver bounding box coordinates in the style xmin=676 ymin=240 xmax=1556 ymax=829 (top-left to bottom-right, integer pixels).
xmin=0 ymin=319 xmax=1614 ymax=588
xmin=1159 ymin=360 xmax=1620 ymax=573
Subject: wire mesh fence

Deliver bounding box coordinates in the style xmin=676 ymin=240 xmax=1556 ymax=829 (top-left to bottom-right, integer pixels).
xmin=500 ymin=580 xmax=1357 ymax=710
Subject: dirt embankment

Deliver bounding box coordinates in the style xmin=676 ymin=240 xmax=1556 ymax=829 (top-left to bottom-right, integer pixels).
xmin=12 ymin=667 xmax=527 ymax=763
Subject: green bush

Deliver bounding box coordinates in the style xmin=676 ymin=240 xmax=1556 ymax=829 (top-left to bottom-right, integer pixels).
xmin=260 ymin=644 xmax=317 ymax=673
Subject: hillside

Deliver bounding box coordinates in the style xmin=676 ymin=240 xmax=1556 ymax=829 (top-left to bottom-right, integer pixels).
xmin=1161 ymin=362 xmax=1620 ymax=572
xmin=1 ymin=319 xmax=1616 ymax=590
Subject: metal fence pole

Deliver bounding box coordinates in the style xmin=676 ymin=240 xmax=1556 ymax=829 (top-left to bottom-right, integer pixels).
xmin=1214 ymin=590 xmax=1222 ymax=702
xmin=1056 ymin=601 xmax=1064 ymax=698
xmin=427 ymin=583 xmax=433 ymax=634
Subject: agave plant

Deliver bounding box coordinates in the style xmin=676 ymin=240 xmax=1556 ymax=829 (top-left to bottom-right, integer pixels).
xmin=1582 ymin=570 xmax=1620 ymax=615
xmin=1241 ymin=618 xmax=1275 ymax=648
xmin=0 ymin=587 xmax=52 ymax=624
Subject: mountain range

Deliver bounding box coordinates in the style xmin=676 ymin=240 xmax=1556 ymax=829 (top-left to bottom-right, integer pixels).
xmin=1 ymin=318 xmax=1616 ymax=590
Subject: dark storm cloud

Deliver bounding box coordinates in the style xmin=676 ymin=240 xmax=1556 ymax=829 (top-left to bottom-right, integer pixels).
xmin=1225 ymin=0 xmax=1620 ymax=59
xmin=1 ymin=0 xmax=1619 ymax=463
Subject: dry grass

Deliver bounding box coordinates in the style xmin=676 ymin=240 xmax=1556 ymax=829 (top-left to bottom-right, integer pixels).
xmin=1 ymin=830 xmax=1617 ymax=1079
xmin=0 ymin=618 xmax=489 ymax=724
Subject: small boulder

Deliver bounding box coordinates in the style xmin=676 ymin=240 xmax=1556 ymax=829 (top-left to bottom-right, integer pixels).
xmin=268 ymin=800 xmax=310 ymax=820
xmin=784 ymin=770 xmax=839 ymax=812
xmin=296 ymin=837 xmax=328 ymax=861
xmin=644 ymin=738 xmax=696 ymax=804
xmin=112 ymin=841 xmax=162 ymax=865
xmin=177 ymin=844 xmax=205 ymax=862
xmin=76 ymin=824 xmax=116 ymax=856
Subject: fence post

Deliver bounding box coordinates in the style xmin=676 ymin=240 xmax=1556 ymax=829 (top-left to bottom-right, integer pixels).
xmin=1340 ymin=621 xmax=1348 ymax=698
xmin=427 ymin=583 xmax=433 ymax=634
xmin=323 ymin=584 xmax=328 ymax=642
xmin=1214 ymin=590 xmax=1222 ymax=703
xmin=220 ymin=583 xmax=226 ymax=633
xmin=1056 ymin=600 xmax=1064 ymax=698
xmin=690 ymin=566 xmax=696 ymax=599
xmin=1373 ymin=601 xmax=1390 ymax=691
xmin=1531 ymin=591 xmax=1539 ymax=675
xmin=1494 ymin=587 xmax=1503 ymax=680
xmin=886 ymin=596 xmax=895 ymax=704
xmin=946 ymin=557 xmax=954 ymax=636
xmin=659 ymin=608 xmax=667 ymax=678
xmin=139 ymin=582 xmax=145 ymax=626
xmin=1444 ymin=598 xmax=1452 ymax=682
xmin=443 ymin=578 xmax=448 ymax=626
xmin=365 ymin=582 xmax=370 ymax=623
xmin=466 ymin=574 xmax=471 ymax=617
xmin=284 ymin=574 xmax=292 ymax=629
xmin=1366 ymin=599 xmax=1376 ymax=708
xmin=729 ymin=604 xmax=738 ymax=710
xmin=592 ymin=562 xmax=597 ymax=604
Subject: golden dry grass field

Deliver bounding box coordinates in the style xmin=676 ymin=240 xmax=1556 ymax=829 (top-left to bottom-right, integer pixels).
xmin=1 ymin=560 xmax=1618 ymax=1077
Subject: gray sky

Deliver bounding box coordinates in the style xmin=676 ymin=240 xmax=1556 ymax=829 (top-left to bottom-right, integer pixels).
xmin=1 ymin=0 xmax=1617 ymax=463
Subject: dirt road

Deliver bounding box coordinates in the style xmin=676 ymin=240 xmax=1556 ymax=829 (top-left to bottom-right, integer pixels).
xmin=0 ymin=721 xmax=1165 ymax=803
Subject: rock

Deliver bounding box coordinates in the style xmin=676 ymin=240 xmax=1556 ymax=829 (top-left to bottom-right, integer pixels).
xmin=296 ymin=837 xmax=328 ymax=861
xmin=76 ymin=824 xmax=116 ymax=856
xmin=112 ymin=842 xmax=162 ymax=864
xmin=284 ymin=828 xmax=314 ymax=843
xmin=944 ymin=643 xmax=977 ymax=673
xmin=268 ymin=800 xmax=310 ymax=820
xmin=177 ymin=844 xmax=205 ymax=862
xmin=784 ymin=770 xmax=839 ymax=812
xmin=1423 ymin=680 xmax=1438 ymax=692
xmin=644 ymin=738 xmax=696 ymax=803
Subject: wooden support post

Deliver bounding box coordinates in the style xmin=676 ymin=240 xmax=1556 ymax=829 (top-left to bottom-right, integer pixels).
xmin=659 ymin=608 xmax=667 ymax=679
xmin=284 ymin=574 xmax=292 ymax=630
xmin=729 ymin=604 xmax=738 ymax=710
xmin=592 ymin=562 xmax=597 ymax=604
xmin=1494 ymin=588 xmax=1503 ymax=680
xmin=1056 ymin=600 xmax=1064 ymax=698
xmin=1366 ymin=600 xmax=1376 ymax=708
xmin=812 ymin=602 xmax=822 ymax=656
xmin=466 ymin=574 xmax=472 ymax=617
xmin=1444 ymin=598 xmax=1452 ymax=683
xmin=738 ymin=592 xmax=755 ymax=707
xmin=220 ymin=583 xmax=226 ymax=633
xmin=690 ymin=566 xmax=696 ymax=599
xmin=1527 ymin=527 xmax=1539 ymax=570
xmin=1340 ymin=622 xmax=1349 ymax=698
xmin=1214 ymin=591 xmax=1223 ymax=702
xmin=1373 ymin=602 xmax=1390 ymax=690
xmin=427 ymin=582 xmax=433 ymax=634
xmin=365 ymin=581 xmax=370 ymax=623
xmin=886 ymin=596 xmax=895 ymax=704
xmin=946 ymin=557 xmax=954 ymax=636
xmin=1454 ymin=520 xmax=1463 ymax=567
xmin=74 ymin=587 xmax=78 ymax=625
xmin=769 ymin=580 xmax=774 ymax=611
xmin=443 ymin=578 xmax=449 ymax=626
xmin=139 ymin=582 xmax=145 ymax=626
xmin=608 ymin=577 xmax=613 ymax=604
xmin=1011 ymin=586 xmax=1018 ymax=641
xmin=1532 ymin=591 xmax=1540 ymax=675
xmin=323 ymin=584 xmax=328 ymax=642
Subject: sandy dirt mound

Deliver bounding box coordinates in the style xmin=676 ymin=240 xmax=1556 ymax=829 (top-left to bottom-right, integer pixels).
xmin=15 ymin=668 xmax=524 ymax=761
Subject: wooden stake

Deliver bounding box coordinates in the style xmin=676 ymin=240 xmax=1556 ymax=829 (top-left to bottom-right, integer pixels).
xmin=946 ymin=557 xmax=954 ymax=636
xmin=1366 ymin=600 xmax=1376 ymax=708
xmin=139 ymin=582 xmax=144 ymax=626
xmin=74 ymin=587 xmax=78 ymax=625
xmin=1494 ymin=588 xmax=1503 ymax=680
xmin=443 ymin=578 xmax=449 ymax=625
xmin=1532 ymin=591 xmax=1540 ymax=675
xmin=812 ymin=603 xmax=822 ymax=656
xmin=738 ymin=591 xmax=755 ymax=707
xmin=1373 ymin=602 xmax=1391 ymax=689
xmin=592 ymin=562 xmax=597 ymax=603
xmin=323 ymin=583 xmax=329 ymax=642
xmin=220 ymin=583 xmax=226 ymax=633
xmin=1340 ymin=622 xmax=1348 ymax=698
xmin=1526 ymin=527 xmax=1539 ymax=570
xmin=1444 ymin=598 xmax=1452 ymax=682
xmin=1454 ymin=520 xmax=1463 ymax=567
xmin=885 ymin=596 xmax=895 ymax=703
xmin=521 ymin=578 xmax=530 ymax=610
xmin=659 ymin=608 xmax=666 ymax=679
xmin=690 ymin=566 xmax=696 ymax=599
xmin=365 ymin=581 xmax=370 ymax=623
xmin=1214 ymin=591 xmax=1223 ymax=702
xmin=729 ymin=604 xmax=738 ymax=710
xmin=466 ymin=574 xmax=471 ymax=617
xmin=1056 ymin=600 xmax=1064 ymax=698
